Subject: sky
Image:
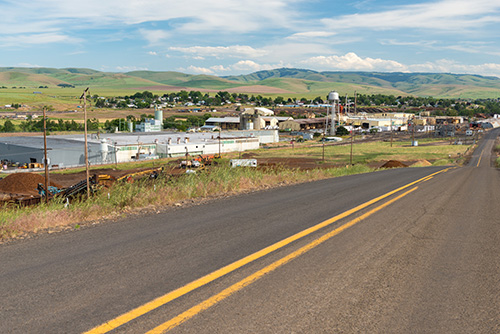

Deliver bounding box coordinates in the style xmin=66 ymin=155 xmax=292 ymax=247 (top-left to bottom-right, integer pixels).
xmin=1 ymin=0 xmax=500 ymax=77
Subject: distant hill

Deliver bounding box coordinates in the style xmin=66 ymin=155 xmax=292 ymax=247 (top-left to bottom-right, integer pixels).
xmin=223 ymin=68 xmax=500 ymax=98
xmin=1 ymin=67 xmax=500 ymax=98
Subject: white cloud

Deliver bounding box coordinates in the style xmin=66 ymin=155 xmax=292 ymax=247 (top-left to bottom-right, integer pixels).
xmin=148 ymin=51 xmax=158 ymax=56
xmin=287 ymin=31 xmax=336 ymax=40
xmin=115 ymin=65 xmax=148 ymax=71
xmin=302 ymin=52 xmax=500 ymax=78
xmin=16 ymin=63 xmax=42 ymax=68
xmin=210 ymin=65 xmax=230 ymax=72
xmin=0 ymin=32 xmax=80 ymax=47
xmin=230 ymin=60 xmax=277 ymax=72
xmin=322 ymin=0 xmax=500 ymax=32
xmin=0 ymin=0 xmax=299 ymax=35
xmin=170 ymin=45 xmax=268 ymax=58
xmin=139 ymin=29 xmax=170 ymax=45
xmin=408 ymin=59 xmax=500 ymax=77
xmin=185 ymin=60 xmax=283 ymax=75
xmin=302 ymin=52 xmax=408 ymax=72
xmin=187 ymin=65 xmax=215 ymax=75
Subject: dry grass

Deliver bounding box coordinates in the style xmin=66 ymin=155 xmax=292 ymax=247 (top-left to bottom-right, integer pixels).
xmin=0 ymin=164 xmax=373 ymax=241
xmin=0 ymin=137 xmax=473 ymax=242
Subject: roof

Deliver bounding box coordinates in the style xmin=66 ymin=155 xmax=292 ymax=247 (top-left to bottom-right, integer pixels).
xmin=205 ymin=117 xmax=240 ymax=124
xmin=262 ymin=116 xmax=292 ymax=121
xmin=0 ymin=136 xmax=94 ymax=150
xmin=292 ymin=117 xmax=327 ymax=125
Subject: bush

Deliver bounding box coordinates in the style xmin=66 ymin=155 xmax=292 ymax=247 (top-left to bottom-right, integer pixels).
xmin=336 ymin=126 xmax=349 ymax=136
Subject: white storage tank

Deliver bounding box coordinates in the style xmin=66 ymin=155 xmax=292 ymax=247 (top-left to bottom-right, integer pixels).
xmin=328 ymin=91 xmax=339 ymax=101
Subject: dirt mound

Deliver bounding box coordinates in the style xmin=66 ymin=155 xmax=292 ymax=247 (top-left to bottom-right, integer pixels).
xmin=380 ymin=160 xmax=408 ymax=168
xmin=241 ymin=153 xmax=257 ymax=158
xmin=0 ymin=173 xmax=62 ymax=195
xmin=411 ymin=159 xmax=432 ymax=167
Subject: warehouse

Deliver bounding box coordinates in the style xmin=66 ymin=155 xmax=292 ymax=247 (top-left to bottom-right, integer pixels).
xmin=0 ymin=136 xmax=104 ymax=169
xmin=0 ymin=130 xmax=278 ymax=168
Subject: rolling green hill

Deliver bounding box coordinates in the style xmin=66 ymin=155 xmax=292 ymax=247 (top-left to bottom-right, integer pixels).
xmin=224 ymin=69 xmax=500 ymax=98
xmin=1 ymin=67 xmax=500 ymax=98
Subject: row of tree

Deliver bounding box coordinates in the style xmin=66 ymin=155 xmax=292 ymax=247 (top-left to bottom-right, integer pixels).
xmin=0 ymin=118 xmax=100 ymax=133
xmin=90 ymin=90 xmax=500 ymax=112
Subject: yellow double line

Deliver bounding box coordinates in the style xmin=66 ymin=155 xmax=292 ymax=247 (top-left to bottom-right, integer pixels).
xmin=85 ymin=169 xmax=448 ymax=334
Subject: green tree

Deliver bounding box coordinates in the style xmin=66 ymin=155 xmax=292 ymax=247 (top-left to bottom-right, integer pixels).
xmin=2 ymin=120 xmax=16 ymax=132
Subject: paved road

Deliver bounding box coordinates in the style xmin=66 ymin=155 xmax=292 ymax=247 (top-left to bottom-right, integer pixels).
xmin=1 ymin=130 xmax=499 ymax=333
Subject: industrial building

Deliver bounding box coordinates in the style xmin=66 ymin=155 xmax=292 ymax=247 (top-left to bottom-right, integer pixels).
xmin=0 ymin=130 xmax=278 ymax=169
xmin=135 ymin=106 xmax=163 ymax=132
xmin=205 ymin=107 xmax=291 ymax=131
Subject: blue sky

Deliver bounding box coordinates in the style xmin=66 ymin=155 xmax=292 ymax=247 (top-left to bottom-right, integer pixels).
xmin=1 ymin=0 xmax=500 ymax=77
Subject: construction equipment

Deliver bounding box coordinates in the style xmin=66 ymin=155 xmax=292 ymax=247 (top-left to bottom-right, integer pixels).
xmin=194 ymin=154 xmax=220 ymax=166
xmin=180 ymin=160 xmax=204 ymax=169
xmin=29 ymin=162 xmax=44 ymax=169
xmin=116 ymin=167 xmax=164 ymax=182
xmin=60 ymin=176 xmax=98 ymax=199
xmin=37 ymin=184 xmax=63 ymax=197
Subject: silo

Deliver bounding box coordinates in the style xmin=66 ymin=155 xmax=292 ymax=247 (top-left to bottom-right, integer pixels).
xmin=100 ymin=138 xmax=109 ymax=162
xmin=155 ymin=107 xmax=163 ymax=122
xmin=328 ymin=91 xmax=339 ymax=102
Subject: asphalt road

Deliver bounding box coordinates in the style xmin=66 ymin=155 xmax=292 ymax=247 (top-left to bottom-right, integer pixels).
xmin=1 ymin=129 xmax=499 ymax=333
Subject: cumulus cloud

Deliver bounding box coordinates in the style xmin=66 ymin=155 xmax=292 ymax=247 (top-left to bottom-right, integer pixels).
xmin=187 ymin=65 xmax=215 ymax=75
xmin=230 ymin=60 xmax=277 ymax=72
xmin=408 ymin=59 xmax=500 ymax=77
xmin=301 ymin=52 xmax=500 ymax=77
xmin=302 ymin=52 xmax=408 ymax=72
xmin=185 ymin=60 xmax=282 ymax=75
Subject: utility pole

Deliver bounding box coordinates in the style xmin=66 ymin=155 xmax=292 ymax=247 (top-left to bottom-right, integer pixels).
xmin=43 ymin=106 xmax=49 ymax=204
xmin=390 ymin=117 xmax=393 ymax=147
xmin=411 ymin=118 xmax=415 ymax=146
xmin=80 ymin=87 xmax=90 ymax=199
xmin=350 ymin=129 xmax=353 ymax=166
xmin=218 ymin=127 xmax=221 ymax=157
xmin=354 ymin=91 xmax=357 ymax=114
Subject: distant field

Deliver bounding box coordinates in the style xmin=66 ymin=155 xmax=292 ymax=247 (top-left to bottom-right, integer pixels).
xmin=254 ymin=138 xmax=468 ymax=166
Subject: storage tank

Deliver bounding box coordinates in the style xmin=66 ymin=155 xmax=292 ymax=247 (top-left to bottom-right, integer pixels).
xmin=155 ymin=106 xmax=163 ymax=122
xmin=328 ymin=91 xmax=339 ymax=101
xmin=100 ymin=139 xmax=109 ymax=161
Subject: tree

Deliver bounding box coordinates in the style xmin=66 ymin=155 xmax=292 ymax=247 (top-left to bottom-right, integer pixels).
xmin=2 ymin=120 xmax=15 ymax=132
xmin=336 ymin=126 xmax=349 ymax=136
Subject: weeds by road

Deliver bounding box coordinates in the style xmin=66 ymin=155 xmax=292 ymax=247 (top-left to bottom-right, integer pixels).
xmin=0 ymin=137 xmax=473 ymax=242
xmin=0 ymin=164 xmax=373 ymax=241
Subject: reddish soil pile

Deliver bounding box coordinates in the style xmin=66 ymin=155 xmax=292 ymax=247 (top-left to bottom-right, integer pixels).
xmin=0 ymin=173 xmax=62 ymax=196
xmin=380 ymin=160 xmax=408 ymax=168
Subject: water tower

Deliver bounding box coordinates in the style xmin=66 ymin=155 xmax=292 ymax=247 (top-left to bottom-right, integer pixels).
xmin=328 ymin=91 xmax=339 ymax=135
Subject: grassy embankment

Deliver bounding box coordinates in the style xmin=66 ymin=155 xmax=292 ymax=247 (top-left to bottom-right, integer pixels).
xmin=259 ymin=137 xmax=469 ymax=166
xmin=0 ymin=138 xmax=471 ymax=241
xmin=495 ymin=142 xmax=500 ymax=167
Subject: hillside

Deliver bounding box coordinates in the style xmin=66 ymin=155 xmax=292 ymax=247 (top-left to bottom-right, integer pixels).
xmin=224 ymin=69 xmax=500 ymax=98
xmin=1 ymin=67 xmax=500 ymax=98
